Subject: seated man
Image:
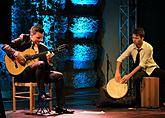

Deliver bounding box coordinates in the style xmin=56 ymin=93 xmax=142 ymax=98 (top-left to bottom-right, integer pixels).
xmin=115 ymin=27 xmax=165 ymax=107
xmin=2 ymin=24 xmax=74 ymax=114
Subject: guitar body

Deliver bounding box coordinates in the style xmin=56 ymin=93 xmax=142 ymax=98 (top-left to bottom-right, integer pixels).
xmin=4 ymin=44 xmax=68 ymax=75
xmin=106 ymin=78 xmax=128 ymax=99
xmin=4 ymin=48 xmax=38 ymax=75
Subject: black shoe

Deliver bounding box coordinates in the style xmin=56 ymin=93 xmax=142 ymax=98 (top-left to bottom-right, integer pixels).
xmin=54 ymin=106 xmax=74 ymax=114
xmin=39 ymin=94 xmax=52 ymax=101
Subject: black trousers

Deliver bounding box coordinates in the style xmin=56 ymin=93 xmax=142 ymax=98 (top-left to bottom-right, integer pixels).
xmin=132 ymin=68 xmax=165 ymax=106
xmin=15 ymin=61 xmax=65 ymax=108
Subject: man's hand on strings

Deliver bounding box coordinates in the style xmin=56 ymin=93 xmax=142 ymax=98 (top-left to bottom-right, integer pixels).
xmin=46 ymin=51 xmax=54 ymax=65
xmin=14 ymin=51 xmax=26 ymax=65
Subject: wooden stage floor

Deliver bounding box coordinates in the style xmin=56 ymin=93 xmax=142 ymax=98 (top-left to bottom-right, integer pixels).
xmin=5 ymin=107 xmax=165 ymax=118
xmin=3 ymin=87 xmax=165 ymax=118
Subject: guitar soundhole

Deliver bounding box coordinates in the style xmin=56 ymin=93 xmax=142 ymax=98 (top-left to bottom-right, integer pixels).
xmin=14 ymin=61 xmax=18 ymax=68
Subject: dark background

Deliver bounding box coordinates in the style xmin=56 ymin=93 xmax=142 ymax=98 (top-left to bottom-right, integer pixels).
xmin=0 ymin=1 xmax=12 ymax=44
xmin=137 ymin=0 xmax=165 ymax=69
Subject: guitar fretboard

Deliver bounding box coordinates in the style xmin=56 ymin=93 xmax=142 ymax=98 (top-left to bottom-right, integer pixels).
xmin=25 ymin=49 xmax=58 ymax=60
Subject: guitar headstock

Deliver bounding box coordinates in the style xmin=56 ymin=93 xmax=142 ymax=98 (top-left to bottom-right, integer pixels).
xmin=56 ymin=44 xmax=69 ymax=52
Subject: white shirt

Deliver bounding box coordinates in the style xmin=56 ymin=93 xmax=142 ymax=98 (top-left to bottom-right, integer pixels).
xmin=117 ymin=41 xmax=159 ymax=75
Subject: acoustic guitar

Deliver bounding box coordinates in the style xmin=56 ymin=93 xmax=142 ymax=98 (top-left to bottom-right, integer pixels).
xmin=4 ymin=44 xmax=68 ymax=75
xmin=106 ymin=78 xmax=128 ymax=99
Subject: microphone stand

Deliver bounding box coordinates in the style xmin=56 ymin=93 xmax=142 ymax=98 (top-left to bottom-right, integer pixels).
xmin=106 ymin=53 xmax=114 ymax=84
xmin=106 ymin=54 xmax=109 ymax=84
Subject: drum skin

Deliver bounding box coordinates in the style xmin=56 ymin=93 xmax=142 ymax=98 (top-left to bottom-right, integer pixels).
xmin=106 ymin=78 xmax=128 ymax=99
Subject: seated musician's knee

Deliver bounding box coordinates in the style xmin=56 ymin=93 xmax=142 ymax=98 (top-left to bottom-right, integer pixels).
xmin=37 ymin=61 xmax=46 ymax=69
xmin=49 ymin=71 xmax=63 ymax=80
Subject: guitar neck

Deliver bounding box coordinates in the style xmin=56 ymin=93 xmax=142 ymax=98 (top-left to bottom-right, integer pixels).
xmin=25 ymin=44 xmax=68 ymax=60
xmin=30 ymin=51 xmax=47 ymax=59
xmin=27 ymin=49 xmax=58 ymax=60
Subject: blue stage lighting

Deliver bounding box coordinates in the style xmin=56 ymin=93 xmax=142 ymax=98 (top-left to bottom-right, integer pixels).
xmin=73 ymin=72 xmax=97 ymax=88
xmin=71 ymin=44 xmax=97 ymax=61
xmin=71 ymin=0 xmax=98 ymax=6
xmin=69 ymin=17 xmax=98 ymax=38
xmin=73 ymin=61 xmax=94 ymax=69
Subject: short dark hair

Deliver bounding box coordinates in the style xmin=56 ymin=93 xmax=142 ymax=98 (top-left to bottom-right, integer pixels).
xmin=132 ymin=27 xmax=145 ymax=38
xmin=30 ymin=24 xmax=44 ymax=34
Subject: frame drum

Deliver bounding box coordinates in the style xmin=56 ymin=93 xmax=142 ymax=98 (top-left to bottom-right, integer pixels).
xmin=106 ymin=78 xmax=128 ymax=99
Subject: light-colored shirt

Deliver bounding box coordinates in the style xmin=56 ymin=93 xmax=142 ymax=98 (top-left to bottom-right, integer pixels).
xmin=117 ymin=41 xmax=159 ymax=75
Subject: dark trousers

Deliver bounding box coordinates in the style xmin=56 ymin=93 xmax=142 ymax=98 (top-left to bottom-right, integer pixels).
xmin=131 ymin=70 xmax=148 ymax=106
xmin=16 ymin=61 xmax=65 ymax=108
xmin=132 ymin=68 xmax=165 ymax=106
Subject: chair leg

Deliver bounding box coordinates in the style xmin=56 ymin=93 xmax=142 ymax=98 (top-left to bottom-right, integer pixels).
xmin=32 ymin=87 xmax=35 ymax=110
xmin=49 ymin=83 xmax=52 ymax=111
xmin=12 ymin=78 xmax=16 ymax=112
xmin=30 ymin=83 xmax=33 ymax=113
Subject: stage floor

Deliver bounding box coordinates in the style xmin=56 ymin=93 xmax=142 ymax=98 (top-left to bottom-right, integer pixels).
xmin=3 ymin=87 xmax=165 ymax=118
xmin=5 ymin=107 xmax=165 ymax=118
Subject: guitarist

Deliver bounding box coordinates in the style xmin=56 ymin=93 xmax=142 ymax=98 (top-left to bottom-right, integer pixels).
xmin=2 ymin=24 xmax=74 ymax=114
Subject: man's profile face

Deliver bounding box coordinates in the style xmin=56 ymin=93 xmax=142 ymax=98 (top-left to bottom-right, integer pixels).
xmin=31 ymin=32 xmax=44 ymax=45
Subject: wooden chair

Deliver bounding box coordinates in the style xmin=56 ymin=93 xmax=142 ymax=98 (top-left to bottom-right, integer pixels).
xmin=12 ymin=77 xmax=52 ymax=113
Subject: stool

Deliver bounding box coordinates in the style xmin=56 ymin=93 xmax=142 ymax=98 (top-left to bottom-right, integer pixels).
xmin=141 ymin=77 xmax=159 ymax=108
xmin=35 ymin=99 xmax=52 ymax=114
